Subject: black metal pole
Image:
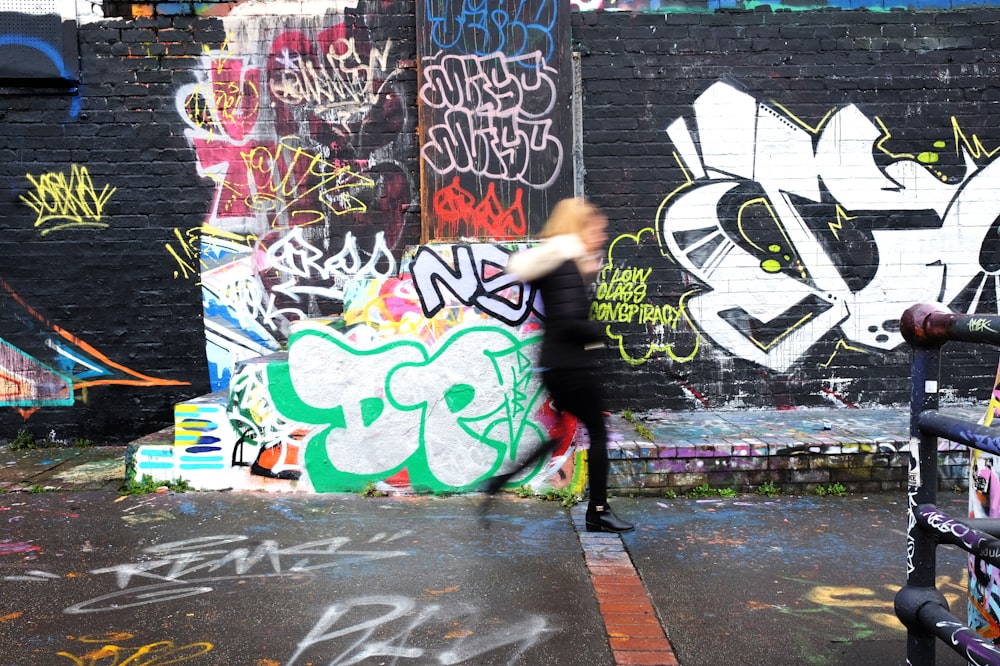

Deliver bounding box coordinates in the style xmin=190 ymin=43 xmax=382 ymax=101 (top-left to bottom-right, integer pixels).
xmin=901 ymin=343 xmax=942 ymax=666
xmin=896 ymin=303 xmax=1000 ymax=664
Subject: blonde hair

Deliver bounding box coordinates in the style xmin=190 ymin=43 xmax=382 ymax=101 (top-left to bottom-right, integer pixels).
xmin=539 ymin=197 xmax=603 ymax=238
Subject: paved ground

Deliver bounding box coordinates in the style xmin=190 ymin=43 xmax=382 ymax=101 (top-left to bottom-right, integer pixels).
xmin=0 ymin=406 xmax=989 ymax=665
xmin=0 ymin=440 xmax=978 ymax=666
xmin=0 ymin=446 xmax=126 ymax=491
xmin=613 ymin=493 xmax=970 ymax=666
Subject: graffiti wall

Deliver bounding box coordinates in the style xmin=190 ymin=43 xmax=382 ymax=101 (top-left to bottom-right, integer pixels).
xmin=567 ymin=0 xmax=999 ymax=11
xmin=0 ymin=16 xmax=217 ymax=442
xmin=416 ymin=0 xmax=575 ymax=239
xmin=133 ymin=242 xmax=582 ymax=493
xmin=591 ymin=79 xmax=1000 ymax=403
xmin=572 ymin=11 xmax=1000 ymax=411
xmin=5 ymin=2 xmax=1000 ymax=454
xmin=175 ymin=4 xmax=421 ymax=391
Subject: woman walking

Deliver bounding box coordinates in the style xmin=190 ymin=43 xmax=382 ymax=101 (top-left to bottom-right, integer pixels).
xmin=489 ymin=197 xmax=634 ymax=533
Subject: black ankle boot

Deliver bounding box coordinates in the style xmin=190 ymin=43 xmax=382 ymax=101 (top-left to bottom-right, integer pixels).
xmin=585 ymin=504 xmax=634 ymax=533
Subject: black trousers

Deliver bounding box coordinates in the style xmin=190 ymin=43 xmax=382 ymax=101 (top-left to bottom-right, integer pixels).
xmin=506 ymin=367 xmax=609 ymax=507
xmin=543 ymin=367 xmax=609 ymax=507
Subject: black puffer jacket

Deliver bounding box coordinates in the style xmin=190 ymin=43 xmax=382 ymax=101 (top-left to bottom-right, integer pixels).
xmin=507 ymin=235 xmax=605 ymax=370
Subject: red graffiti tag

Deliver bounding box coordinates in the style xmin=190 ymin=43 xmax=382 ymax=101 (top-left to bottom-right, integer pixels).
xmin=433 ymin=177 xmax=526 ymax=239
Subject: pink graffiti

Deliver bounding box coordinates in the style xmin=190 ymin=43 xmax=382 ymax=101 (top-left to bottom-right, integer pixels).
xmin=0 ymin=542 xmax=41 ymax=555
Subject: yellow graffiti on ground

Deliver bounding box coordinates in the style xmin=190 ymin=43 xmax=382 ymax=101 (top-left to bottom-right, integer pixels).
xmin=787 ymin=572 xmax=967 ymax=632
xmin=57 ymin=633 xmax=212 ymax=665
xmin=20 ymin=165 xmax=117 ymax=235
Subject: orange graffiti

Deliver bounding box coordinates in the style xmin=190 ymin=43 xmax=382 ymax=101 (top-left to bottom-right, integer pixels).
xmin=0 ymin=276 xmax=188 ymax=391
xmin=57 ymin=634 xmax=212 ymax=665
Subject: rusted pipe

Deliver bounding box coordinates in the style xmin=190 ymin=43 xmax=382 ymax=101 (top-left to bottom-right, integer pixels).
xmin=900 ymin=303 xmax=1000 ymax=348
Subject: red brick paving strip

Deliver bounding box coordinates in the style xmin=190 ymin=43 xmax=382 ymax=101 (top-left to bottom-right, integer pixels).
xmin=573 ymin=509 xmax=679 ymax=666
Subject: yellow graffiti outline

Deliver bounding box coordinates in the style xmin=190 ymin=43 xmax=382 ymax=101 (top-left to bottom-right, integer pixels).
xmin=20 ymin=165 xmax=117 ymax=235
xmin=784 ymin=573 xmax=965 ymax=633
xmin=234 ymin=140 xmax=375 ymax=225
xmin=736 ymin=197 xmax=774 ymax=253
xmin=766 ymin=100 xmax=977 ymax=185
xmin=952 ymin=116 xmax=1000 ymax=161
xmin=56 ymin=638 xmax=213 ymax=665
xmin=165 ymin=227 xmax=200 ymax=281
xmin=735 ymin=196 xmax=808 ymax=280
xmin=764 ymin=101 xmax=836 ymax=135
xmin=818 ymin=338 xmax=869 ymax=368
xmin=745 ymin=312 xmax=816 ymax=353
xmin=600 ymin=228 xmax=701 ymax=366
xmin=827 ymin=205 xmax=854 ymax=241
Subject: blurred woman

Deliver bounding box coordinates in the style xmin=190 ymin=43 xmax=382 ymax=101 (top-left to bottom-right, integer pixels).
xmin=491 ymin=198 xmax=634 ymax=533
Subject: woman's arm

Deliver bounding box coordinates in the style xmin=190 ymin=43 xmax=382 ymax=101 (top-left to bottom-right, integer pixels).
xmin=505 ymin=234 xmax=587 ymax=283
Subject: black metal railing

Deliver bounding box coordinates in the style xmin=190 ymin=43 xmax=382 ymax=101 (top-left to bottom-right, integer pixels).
xmin=896 ymin=303 xmax=1000 ymax=665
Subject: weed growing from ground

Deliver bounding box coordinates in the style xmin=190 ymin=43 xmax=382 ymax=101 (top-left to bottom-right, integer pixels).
xmin=512 ymin=485 xmax=580 ymax=507
xmin=620 ymin=408 xmax=655 ymax=441
xmin=756 ymin=481 xmax=781 ymax=497
xmin=687 ymin=483 xmax=714 ymax=498
xmin=360 ymin=480 xmax=387 ymax=497
xmin=9 ymin=429 xmax=37 ymax=451
xmin=634 ymin=425 xmax=654 ymax=441
xmin=8 ymin=428 xmax=90 ymax=450
xmin=686 ymin=483 xmax=739 ymax=499
xmin=121 ymin=474 xmax=190 ymax=495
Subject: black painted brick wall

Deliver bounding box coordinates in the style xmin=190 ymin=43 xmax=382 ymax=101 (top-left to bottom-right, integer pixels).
xmin=2 ymin=6 xmax=999 ymax=443
xmin=0 ymin=17 xmax=226 ymax=443
xmin=571 ymin=9 xmax=1000 ymax=413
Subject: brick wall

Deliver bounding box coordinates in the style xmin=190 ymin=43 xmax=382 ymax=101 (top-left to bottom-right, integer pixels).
xmin=3 ymin=3 xmax=1000 ymax=447
xmin=571 ymin=9 xmax=1000 ymax=413
xmin=0 ymin=17 xmax=228 ymax=442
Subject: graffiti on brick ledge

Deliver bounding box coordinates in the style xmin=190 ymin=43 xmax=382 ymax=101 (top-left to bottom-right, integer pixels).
xmin=133 ymin=244 xmax=579 ymax=494
xmin=641 ymin=81 xmax=1000 ymax=373
xmin=133 ymin=322 xmax=576 ymax=493
xmin=259 ymin=323 xmax=568 ymax=492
